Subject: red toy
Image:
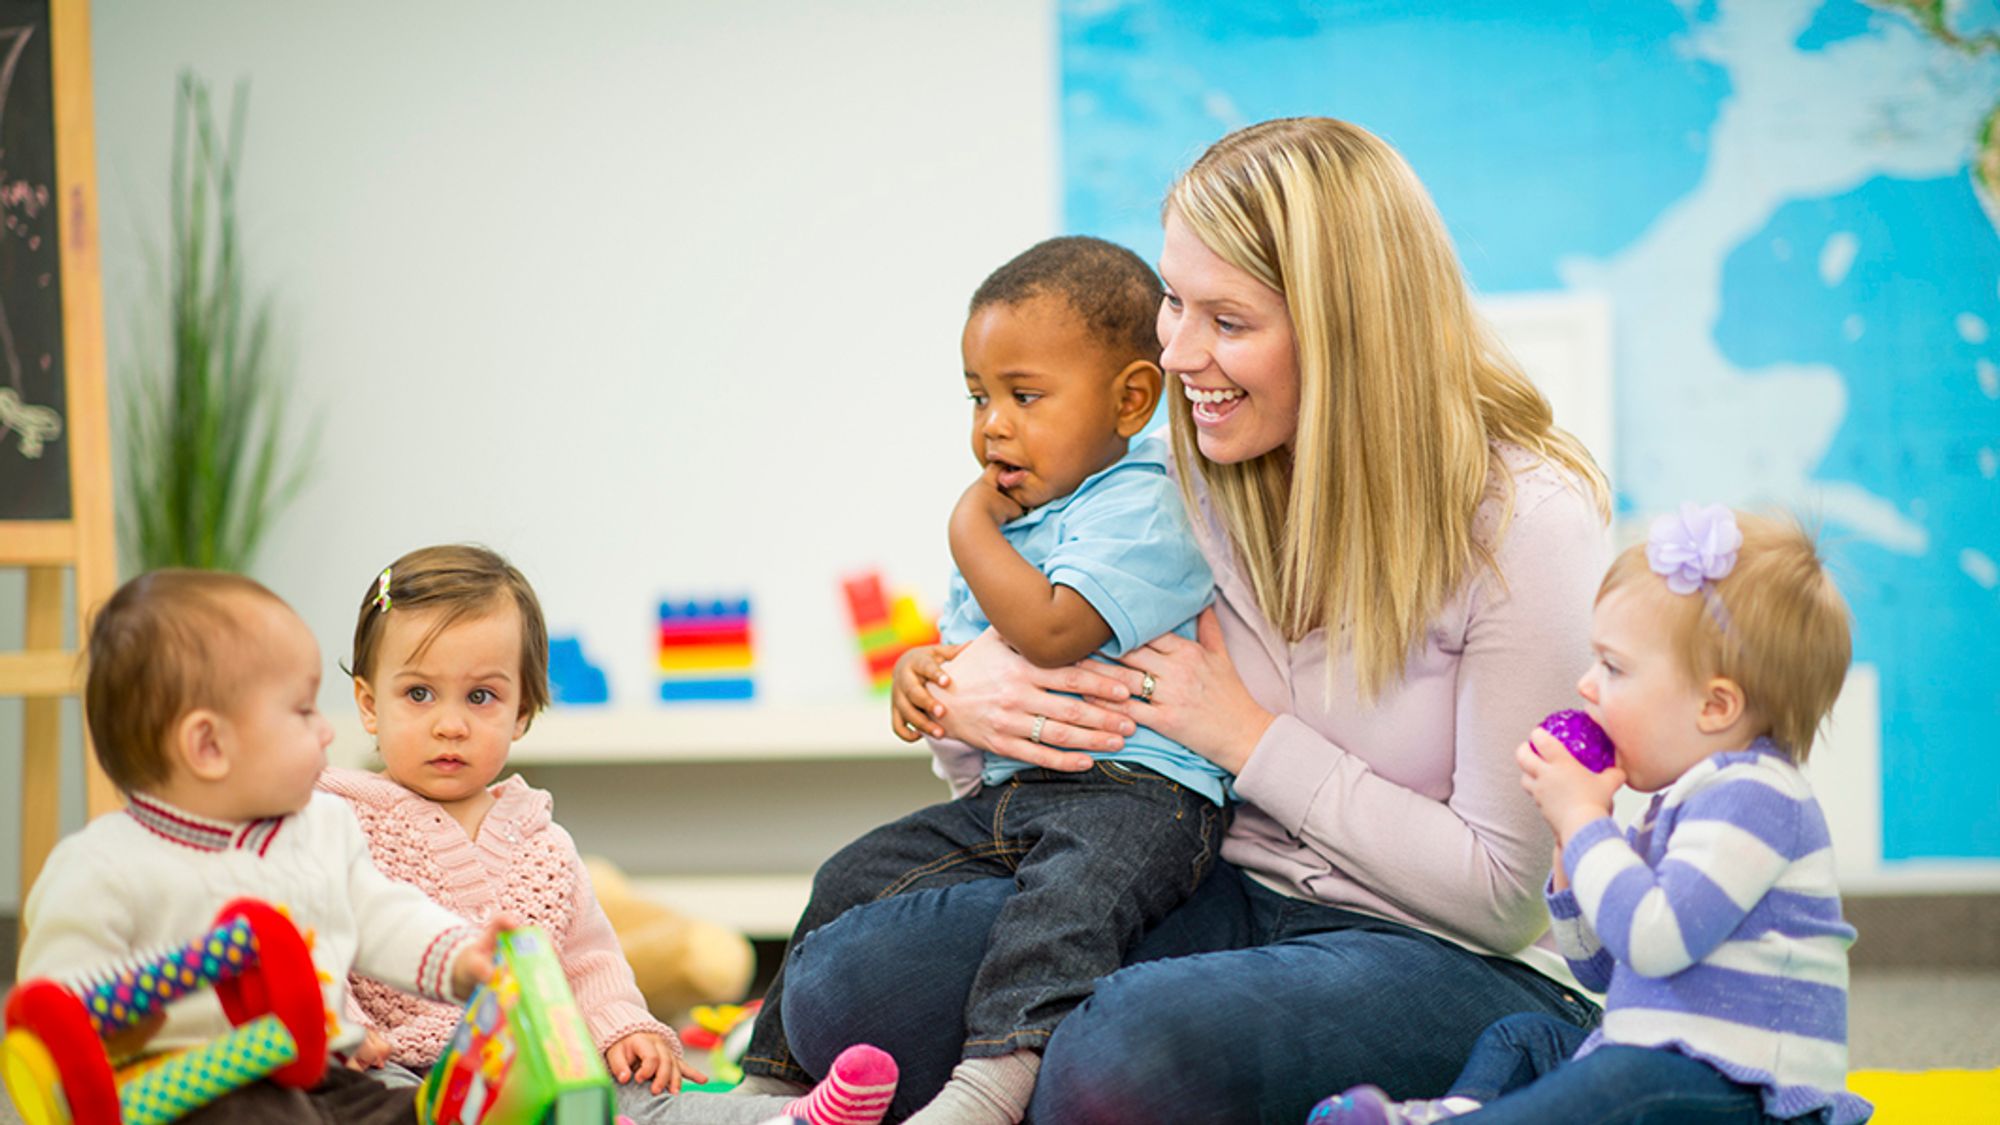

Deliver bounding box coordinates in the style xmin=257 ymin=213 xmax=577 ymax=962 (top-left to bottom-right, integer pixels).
xmin=0 ymin=898 xmax=328 ymax=1125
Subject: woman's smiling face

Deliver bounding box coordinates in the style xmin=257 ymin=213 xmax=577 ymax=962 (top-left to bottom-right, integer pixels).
xmin=1156 ymin=209 xmax=1301 ymax=465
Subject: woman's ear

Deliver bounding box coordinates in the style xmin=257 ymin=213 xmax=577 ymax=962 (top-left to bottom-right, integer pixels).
xmin=174 ymin=709 xmax=232 ymax=782
xmin=1695 ymin=676 xmax=1748 ymax=736
xmin=1115 ymin=360 xmax=1164 ymax=437
xmin=354 ymin=676 xmax=381 ymax=735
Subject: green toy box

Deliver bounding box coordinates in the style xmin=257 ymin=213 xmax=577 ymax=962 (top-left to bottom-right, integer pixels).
xmin=417 ymin=927 xmax=614 ymax=1125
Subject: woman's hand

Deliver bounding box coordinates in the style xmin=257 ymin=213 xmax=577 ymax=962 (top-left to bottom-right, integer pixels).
xmin=1108 ymin=608 xmax=1274 ymax=775
xmin=932 ymin=628 xmax=1136 ymax=770
xmin=1517 ymin=728 xmax=1626 ymax=846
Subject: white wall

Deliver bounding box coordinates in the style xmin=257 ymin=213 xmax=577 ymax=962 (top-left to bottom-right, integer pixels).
xmin=5 ymin=0 xmax=1058 ymax=910
xmin=91 ymin=0 xmax=1058 ymax=710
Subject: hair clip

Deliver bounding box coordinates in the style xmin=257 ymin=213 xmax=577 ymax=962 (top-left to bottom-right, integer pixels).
xmin=1647 ymin=502 xmax=1738 ymax=631
xmin=373 ymin=567 xmax=393 ymax=614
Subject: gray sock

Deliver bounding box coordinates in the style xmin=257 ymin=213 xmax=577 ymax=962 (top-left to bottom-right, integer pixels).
xmin=730 ymin=1072 xmax=813 ymax=1099
xmin=902 ymin=1050 xmax=1040 ymax=1125
xmin=652 ymin=1089 xmax=802 ymax=1124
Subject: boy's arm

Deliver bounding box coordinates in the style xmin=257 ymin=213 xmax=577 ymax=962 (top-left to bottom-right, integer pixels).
xmin=327 ymin=799 xmax=483 ymax=1001
xmin=949 ymin=467 xmax=1112 ymax=668
xmin=1565 ymin=770 xmax=1803 ymax=979
xmin=17 ymin=840 xmax=137 ymax=984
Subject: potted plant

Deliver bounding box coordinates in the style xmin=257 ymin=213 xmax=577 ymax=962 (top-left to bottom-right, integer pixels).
xmin=121 ymin=73 xmax=311 ymax=573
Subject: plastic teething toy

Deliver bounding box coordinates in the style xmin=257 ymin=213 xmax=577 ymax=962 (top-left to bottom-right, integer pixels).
xmin=1539 ymin=709 xmax=1616 ymax=773
xmin=0 ymin=898 xmax=327 ymax=1125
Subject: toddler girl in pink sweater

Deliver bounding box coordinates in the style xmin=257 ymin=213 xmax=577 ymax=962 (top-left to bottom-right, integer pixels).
xmin=321 ymin=544 xmax=897 ymax=1125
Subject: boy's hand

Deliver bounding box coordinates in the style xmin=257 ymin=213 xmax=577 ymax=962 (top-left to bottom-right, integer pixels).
xmin=892 ymin=643 xmax=964 ymax=740
xmin=447 ymin=913 xmax=520 ymax=1000
xmin=606 ymin=1030 xmax=703 ymax=1095
xmin=345 ymin=1027 xmax=393 ymax=1070
xmin=1517 ymin=728 xmax=1626 ymax=846
xmin=954 ymin=463 xmax=1028 ymax=528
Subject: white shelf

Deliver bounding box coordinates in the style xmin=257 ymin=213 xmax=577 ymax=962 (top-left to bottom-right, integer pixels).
xmin=629 ymin=874 xmax=813 ymax=940
xmin=329 ymin=702 xmax=921 ymax=767
xmin=322 ymin=704 xmax=937 ymax=943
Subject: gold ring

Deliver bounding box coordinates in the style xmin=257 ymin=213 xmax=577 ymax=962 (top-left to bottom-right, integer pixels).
xmin=1030 ymin=714 xmax=1047 ymax=744
xmin=1139 ymin=672 xmax=1157 ymax=702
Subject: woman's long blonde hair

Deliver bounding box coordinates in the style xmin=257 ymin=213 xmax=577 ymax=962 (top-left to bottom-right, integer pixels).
xmin=1165 ymin=117 xmax=1608 ymax=698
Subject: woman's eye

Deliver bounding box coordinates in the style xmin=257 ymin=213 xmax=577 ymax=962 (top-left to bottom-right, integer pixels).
xmin=1163 ymin=293 xmax=1183 ymax=312
xmin=1216 ymin=318 xmax=1244 ymax=335
xmin=406 ymin=686 xmax=432 ymax=703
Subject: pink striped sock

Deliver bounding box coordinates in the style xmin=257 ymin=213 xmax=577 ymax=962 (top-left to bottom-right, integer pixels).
xmin=783 ymin=1043 xmax=899 ymax=1125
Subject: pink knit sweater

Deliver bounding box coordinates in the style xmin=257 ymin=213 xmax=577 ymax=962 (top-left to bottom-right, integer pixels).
xmin=317 ymin=766 xmax=676 ymax=1067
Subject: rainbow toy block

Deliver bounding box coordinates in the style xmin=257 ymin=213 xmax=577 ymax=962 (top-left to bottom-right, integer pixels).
xmin=841 ymin=572 xmax=940 ymax=694
xmin=1 ymin=899 xmax=329 ymax=1125
xmin=656 ymin=598 xmax=755 ymax=703
xmin=417 ymin=927 xmax=613 ymax=1125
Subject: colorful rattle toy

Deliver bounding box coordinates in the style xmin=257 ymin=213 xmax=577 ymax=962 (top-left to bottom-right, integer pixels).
xmin=1 ymin=898 xmax=327 ymax=1125
xmin=1539 ymin=709 xmax=1617 ymax=773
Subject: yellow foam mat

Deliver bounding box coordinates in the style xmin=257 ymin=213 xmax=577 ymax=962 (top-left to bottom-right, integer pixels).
xmin=1848 ymin=1069 xmax=2000 ymax=1123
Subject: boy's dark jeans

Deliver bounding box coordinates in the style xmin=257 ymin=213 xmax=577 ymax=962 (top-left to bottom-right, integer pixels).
xmin=744 ymin=762 xmax=1226 ymax=1083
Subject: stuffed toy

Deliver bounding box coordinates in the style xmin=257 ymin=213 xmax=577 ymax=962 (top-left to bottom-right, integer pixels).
xmin=582 ymin=858 xmax=756 ymax=1023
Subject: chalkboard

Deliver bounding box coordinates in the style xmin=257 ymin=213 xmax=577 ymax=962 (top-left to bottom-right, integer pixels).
xmin=0 ymin=0 xmax=65 ymax=520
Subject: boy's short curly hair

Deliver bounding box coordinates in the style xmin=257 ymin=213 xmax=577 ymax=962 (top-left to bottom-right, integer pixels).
xmin=969 ymin=235 xmax=1164 ymax=364
xmin=350 ymin=544 xmax=551 ymax=730
xmin=1599 ymin=511 xmax=1851 ymax=762
xmin=85 ymin=569 xmax=287 ymax=794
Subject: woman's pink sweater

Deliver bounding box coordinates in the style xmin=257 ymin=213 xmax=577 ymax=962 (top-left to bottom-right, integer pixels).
xmin=317 ymin=766 xmax=676 ymax=1067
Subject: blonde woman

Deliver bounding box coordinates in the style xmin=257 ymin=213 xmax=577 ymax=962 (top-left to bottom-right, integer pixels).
xmin=768 ymin=118 xmax=1612 ymax=1122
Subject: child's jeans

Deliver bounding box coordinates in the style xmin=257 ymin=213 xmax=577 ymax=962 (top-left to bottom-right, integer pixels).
xmin=1446 ymin=1012 xmax=1822 ymax=1124
xmin=745 ymin=762 xmax=1227 ymax=1084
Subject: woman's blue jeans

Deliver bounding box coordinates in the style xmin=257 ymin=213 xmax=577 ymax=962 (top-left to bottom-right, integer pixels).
xmin=780 ymin=862 xmax=1599 ymax=1124
xmin=1444 ymin=1013 xmax=1810 ymax=1124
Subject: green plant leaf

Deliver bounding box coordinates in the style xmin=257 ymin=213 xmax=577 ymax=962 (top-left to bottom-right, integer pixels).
xmin=119 ymin=72 xmax=312 ymax=575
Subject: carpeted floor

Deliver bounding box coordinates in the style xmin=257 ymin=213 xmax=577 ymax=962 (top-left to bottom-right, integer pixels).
xmin=4 ymin=970 xmax=1997 ymax=1122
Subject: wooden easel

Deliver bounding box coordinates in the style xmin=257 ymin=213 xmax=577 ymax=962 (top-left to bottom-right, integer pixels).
xmin=0 ymin=0 xmax=116 ymax=909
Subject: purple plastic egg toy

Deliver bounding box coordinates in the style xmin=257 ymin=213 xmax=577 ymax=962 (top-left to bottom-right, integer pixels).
xmin=1540 ymin=709 xmax=1616 ymax=773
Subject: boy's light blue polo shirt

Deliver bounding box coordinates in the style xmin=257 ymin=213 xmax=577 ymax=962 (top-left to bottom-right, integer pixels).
xmin=938 ymin=435 xmax=1232 ymax=804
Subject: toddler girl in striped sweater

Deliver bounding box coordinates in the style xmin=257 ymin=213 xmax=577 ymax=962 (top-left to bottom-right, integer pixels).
xmin=1311 ymin=506 xmax=1871 ymax=1124
xmin=323 ymin=544 xmax=897 ymax=1125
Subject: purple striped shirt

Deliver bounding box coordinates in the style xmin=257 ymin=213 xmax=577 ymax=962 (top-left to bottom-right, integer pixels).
xmin=1547 ymin=741 xmax=1872 ymax=1124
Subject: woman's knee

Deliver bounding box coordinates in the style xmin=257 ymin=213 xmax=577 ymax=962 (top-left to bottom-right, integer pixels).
xmin=1033 ymin=962 xmax=1224 ymax=1120
xmin=785 ymin=880 xmax=1011 ymax=1073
